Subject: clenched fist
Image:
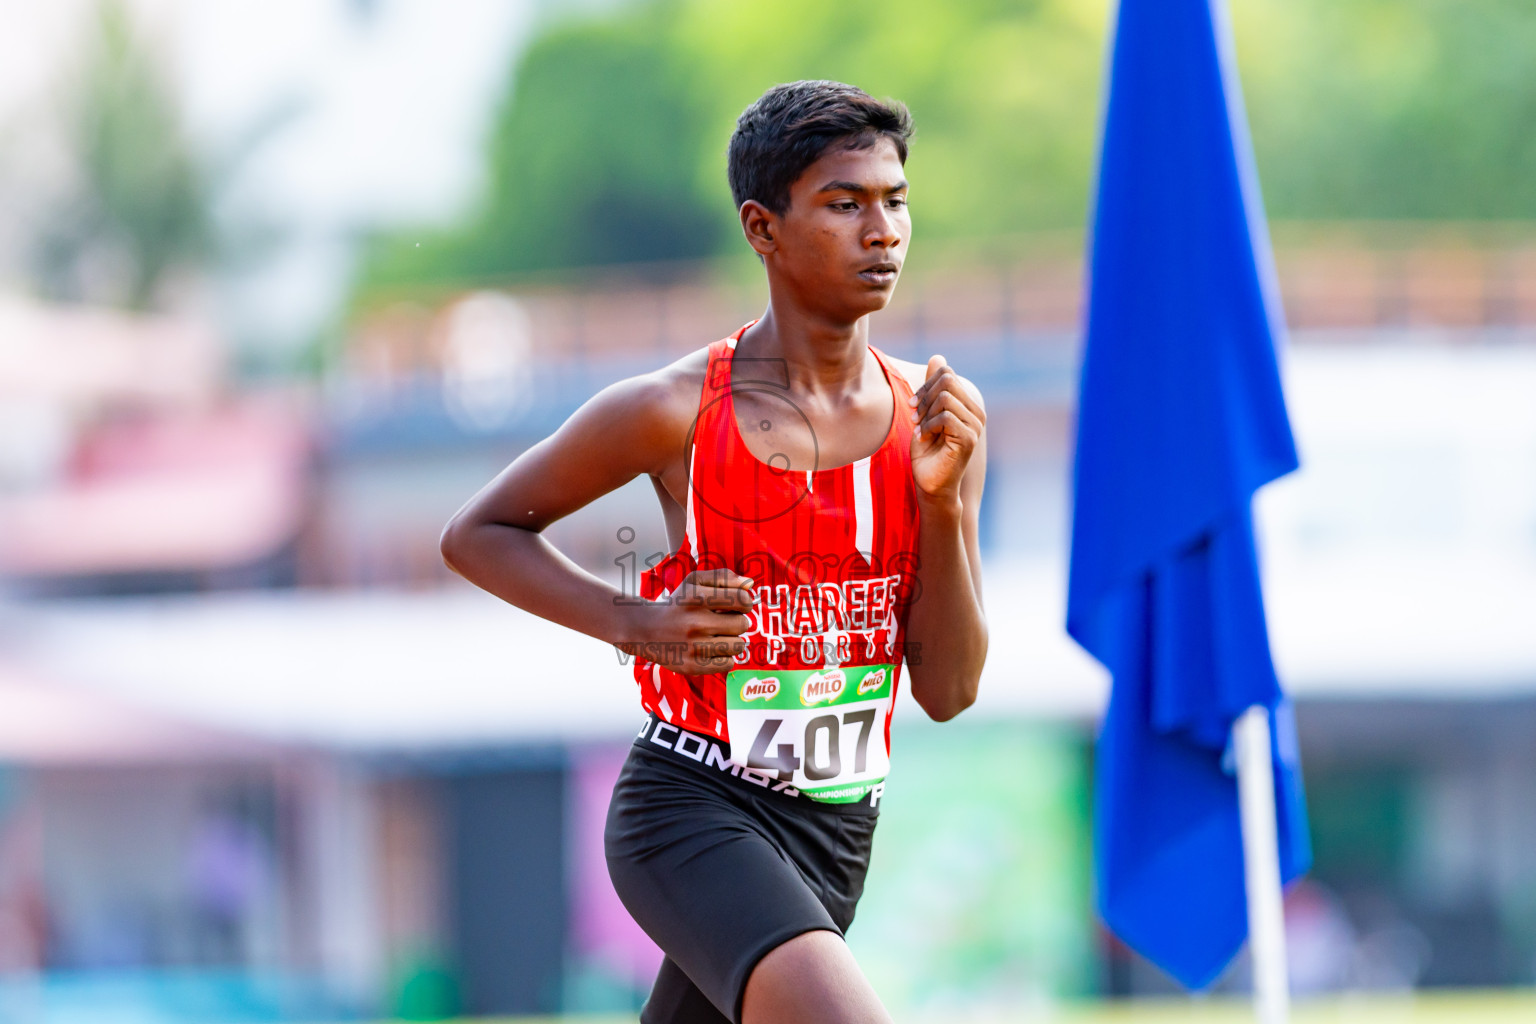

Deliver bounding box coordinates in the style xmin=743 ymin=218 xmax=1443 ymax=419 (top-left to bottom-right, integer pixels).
xmin=619 ymin=568 xmax=756 ymax=675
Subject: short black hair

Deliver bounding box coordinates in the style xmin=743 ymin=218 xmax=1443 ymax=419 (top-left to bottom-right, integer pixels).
xmin=728 ymin=81 xmax=913 ymax=215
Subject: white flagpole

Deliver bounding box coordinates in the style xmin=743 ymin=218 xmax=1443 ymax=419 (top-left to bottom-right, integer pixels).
xmin=1234 ymin=704 xmax=1290 ymax=1024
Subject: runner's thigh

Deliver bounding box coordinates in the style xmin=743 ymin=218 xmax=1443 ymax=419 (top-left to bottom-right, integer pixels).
xmin=606 ymin=751 xmax=842 ymax=1021
xmin=741 ymin=929 xmax=892 ymax=1024
xmin=641 ymin=957 xmax=731 ymax=1024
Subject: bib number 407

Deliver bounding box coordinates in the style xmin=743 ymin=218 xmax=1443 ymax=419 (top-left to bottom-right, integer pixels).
xmin=744 ymin=709 xmax=879 ymax=783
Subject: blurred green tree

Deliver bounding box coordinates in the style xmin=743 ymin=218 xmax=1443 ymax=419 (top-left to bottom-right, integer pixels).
xmin=357 ymin=0 xmax=1536 ymax=298
xmin=365 ymin=7 xmax=727 ymax=289
xmin=33 ymin=0 xmax=207 ymax=311
xmin=358 ymin=0 xmax=1105 ymax=296
xmin=1238 ymin=0 xmax=1536 ymax=221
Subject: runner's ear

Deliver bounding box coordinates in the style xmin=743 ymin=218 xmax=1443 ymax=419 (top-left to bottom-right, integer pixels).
xmin=739 ymin=199 xmax=778 ymax=257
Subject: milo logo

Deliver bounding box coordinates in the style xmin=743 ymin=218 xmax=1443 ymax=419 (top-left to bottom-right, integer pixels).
xmin=857 ymin=667 xmax=887 ymax=696
xmin=740 ymin=676 xmax=780 ymax=702
xmin=800 ymin=668 xmax=847 ymax=706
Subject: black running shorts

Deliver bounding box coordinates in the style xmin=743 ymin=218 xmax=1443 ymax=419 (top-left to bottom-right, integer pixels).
xmin=605 ymin=715 xmax=880 ymax=1024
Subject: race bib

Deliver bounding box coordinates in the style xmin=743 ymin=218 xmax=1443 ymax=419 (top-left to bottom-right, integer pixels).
xmin=726 ymin=664 xmax=894 ymax=804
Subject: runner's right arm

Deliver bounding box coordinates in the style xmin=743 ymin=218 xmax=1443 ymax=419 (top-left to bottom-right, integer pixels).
xmin=439 ymin=367 xmax=754 ymax=675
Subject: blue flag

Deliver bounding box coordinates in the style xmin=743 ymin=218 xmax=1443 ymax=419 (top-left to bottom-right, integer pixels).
xmin=1066 ymin=0 xmax=1312 ymax=990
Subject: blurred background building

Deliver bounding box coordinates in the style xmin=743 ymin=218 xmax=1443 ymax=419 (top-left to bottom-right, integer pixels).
xmin=2 ymin=0 xmax=1536 ymax=1021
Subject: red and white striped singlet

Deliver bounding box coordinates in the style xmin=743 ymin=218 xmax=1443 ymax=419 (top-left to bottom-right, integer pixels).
xmin=632 ymin=323 xmax=921 ymax=804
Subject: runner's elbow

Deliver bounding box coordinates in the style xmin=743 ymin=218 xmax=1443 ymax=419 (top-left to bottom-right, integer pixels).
xmin=919 ymin=698 xmax=970 ymax=723
xmin=915 ymin=677 xmax=979 ymax=722
xmin=439 ymin=514 xmax=474 ymax=575
xmin=441 ymin=512 xmax=537 ymax=579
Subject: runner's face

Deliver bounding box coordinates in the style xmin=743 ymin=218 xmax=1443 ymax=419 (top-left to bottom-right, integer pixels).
xmin=776 ymin=138 xmax=909 ymax=320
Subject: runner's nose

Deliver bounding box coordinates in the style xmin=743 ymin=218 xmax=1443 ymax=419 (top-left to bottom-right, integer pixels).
xmin=865 ymin=206 xmax=902 ymax=251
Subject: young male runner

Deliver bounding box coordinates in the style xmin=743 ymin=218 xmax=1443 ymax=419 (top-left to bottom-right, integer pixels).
xmin=441 ymin=80 xmax=988 ymax=1024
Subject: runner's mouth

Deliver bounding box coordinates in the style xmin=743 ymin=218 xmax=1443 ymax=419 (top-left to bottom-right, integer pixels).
xmin=859 ymin=263 xmax=899 ymax=285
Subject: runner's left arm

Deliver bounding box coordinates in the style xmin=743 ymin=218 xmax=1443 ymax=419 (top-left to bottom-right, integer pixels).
xmin=903 ymin=356 xmax=988 ymax=721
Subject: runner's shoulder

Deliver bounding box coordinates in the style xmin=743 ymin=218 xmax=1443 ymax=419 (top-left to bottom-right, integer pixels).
xmin=882 ymin=354 xmax=986 ymax=412
xmin=580 ymin=346 xmax=710 ymax=468
xmin=616 ymin=344 xmax=709 ymax=424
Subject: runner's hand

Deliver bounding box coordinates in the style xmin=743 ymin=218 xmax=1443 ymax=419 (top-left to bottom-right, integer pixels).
xmin=628 ymin=568 xmax=755 ymax=675
xmin=909 ymin=354 xmax=984 ymax=505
